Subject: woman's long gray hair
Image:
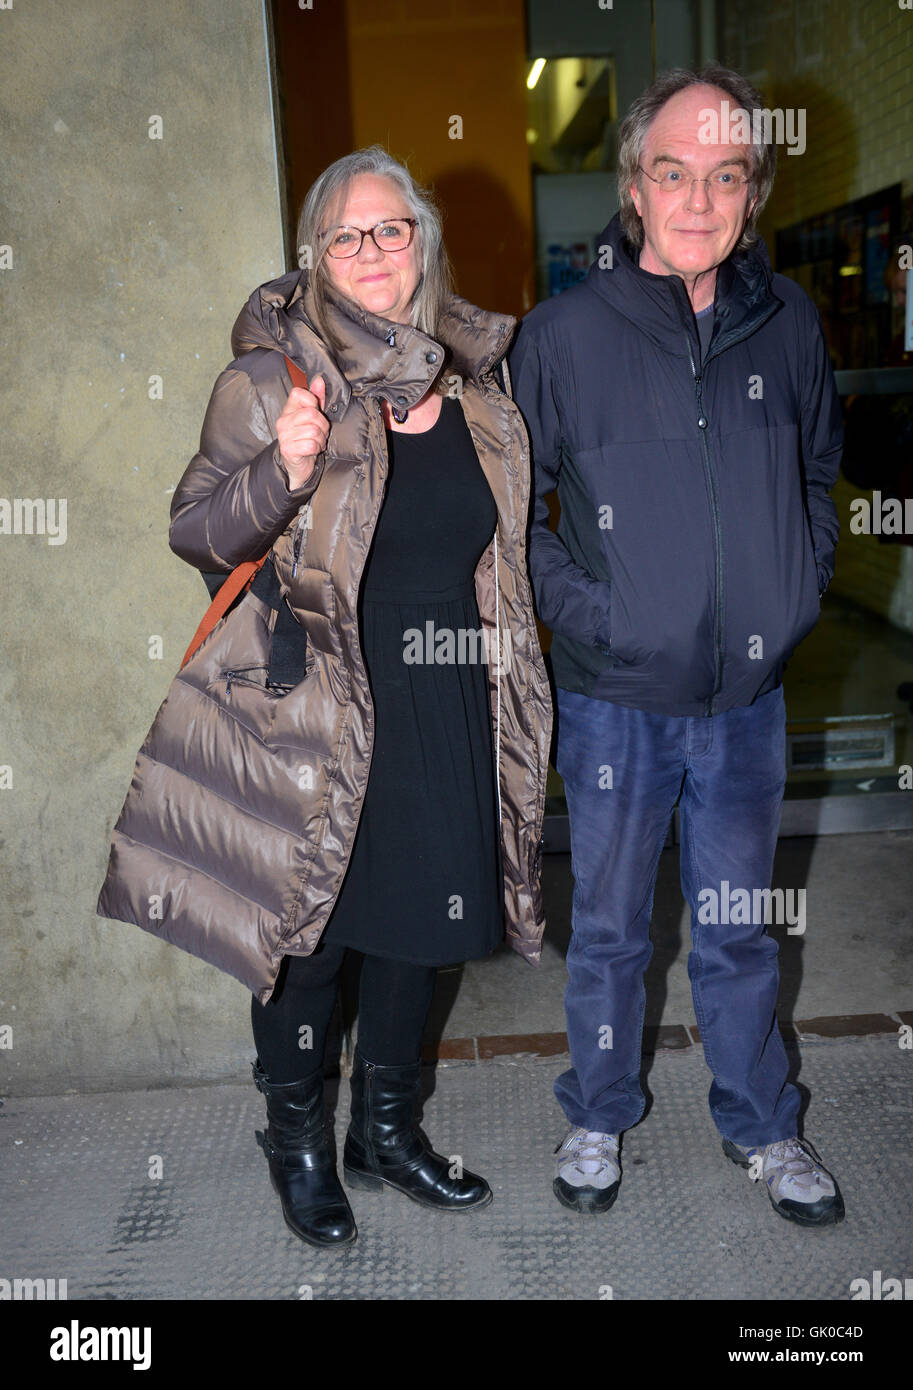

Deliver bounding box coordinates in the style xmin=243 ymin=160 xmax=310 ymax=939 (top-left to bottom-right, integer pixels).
xmin=617 ymin=64 xmax=777 ymax=254
xmin=296 ymin=145 xmax=454 ymax=351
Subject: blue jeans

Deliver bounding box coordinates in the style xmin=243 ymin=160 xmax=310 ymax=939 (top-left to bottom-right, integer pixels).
xmin=555 ymin=684 xmax=800 ymax=1146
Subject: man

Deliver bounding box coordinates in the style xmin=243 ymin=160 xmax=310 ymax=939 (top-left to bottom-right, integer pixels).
xmin=509 ymin=65 xmax=844 ymax=1226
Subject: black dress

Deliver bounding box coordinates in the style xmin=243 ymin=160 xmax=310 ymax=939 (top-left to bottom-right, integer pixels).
xmin=321 ymin=395 xmax=503 ymax=965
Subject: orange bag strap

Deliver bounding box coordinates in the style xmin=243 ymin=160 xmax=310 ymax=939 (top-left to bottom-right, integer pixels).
xmin=180 ymin=354 xmax=309 ymax=669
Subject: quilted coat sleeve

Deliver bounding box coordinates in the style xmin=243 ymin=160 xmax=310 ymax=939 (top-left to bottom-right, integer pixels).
xmin=169 ymin=364 xmax=326 ymax=571
xmin=509 ymin=322 xmax=613 ymax=649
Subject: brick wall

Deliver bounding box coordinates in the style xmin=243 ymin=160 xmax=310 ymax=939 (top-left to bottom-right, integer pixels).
xmin=718 ymin=0 xmax=913 ymax=633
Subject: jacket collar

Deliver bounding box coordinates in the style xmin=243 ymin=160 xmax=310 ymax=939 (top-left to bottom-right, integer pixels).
xmin=303 ymin=276 xmax=516 ymax=409
xmin=231 ymin=269 xmax=515 ymax=415
xmin=585 ymin=212 xmax=782 ymax=360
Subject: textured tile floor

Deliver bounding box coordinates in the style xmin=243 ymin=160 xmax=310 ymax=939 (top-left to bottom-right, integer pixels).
xmin=2 ymin=1036 xmax=910 ymax=1301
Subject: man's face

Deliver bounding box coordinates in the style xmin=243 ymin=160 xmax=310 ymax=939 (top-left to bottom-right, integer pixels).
xmin=629 ymin=84 xmax=758 ymax=282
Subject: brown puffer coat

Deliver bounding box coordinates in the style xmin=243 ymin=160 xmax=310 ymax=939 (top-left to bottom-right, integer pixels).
xmin=97 ymin=272 xmax=553 ymax=1004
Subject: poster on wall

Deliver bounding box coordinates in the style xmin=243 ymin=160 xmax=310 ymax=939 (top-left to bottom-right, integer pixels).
xmin=546 ymin=240 xmax=595 ymax=296
xmin=837 ymin=213 xmax=864 ymax=314
xmin=865 ymin=202 xmax=893 ymax=307
xmin=777 ymin=184 xmax=901 ymax=367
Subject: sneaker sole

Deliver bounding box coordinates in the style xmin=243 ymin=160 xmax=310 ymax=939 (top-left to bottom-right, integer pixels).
xmin=552 ymin=1174 xmax=620 ymax=1214
xmin=767 ymin=1193 xmax=845 ymax=1227
xmin=721 ymin=1139 xmax=846 ymax=1227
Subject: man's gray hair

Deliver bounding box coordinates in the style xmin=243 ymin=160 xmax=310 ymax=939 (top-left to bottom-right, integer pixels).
xmin=296 ymin=145 xmax=454 ymax=352
xmin=617 ymin=64 xmax=778 ymax=254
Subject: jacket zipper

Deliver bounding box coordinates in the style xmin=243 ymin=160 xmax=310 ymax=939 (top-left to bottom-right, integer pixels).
xmin=224 ymin=664 xmax=268 ymax=695
xmin=223 ymin=663 xmax=309 ymax=695
xmin=483 ymin=375 xmax=546 ymax=853
xmin=364 ymin=1059 xmax=375 ymax=1167
xmin=473 ymin=379 xmax=505 ymax=830
xmin=291 ymin=506 xmax=309 ymax=578
xmin=686 ymin=341 xmax=724 ymax=717
xmin=669 ymin=265 xmax=782 ymax=716
xmin=340 ymin=401 xmax=388 ymax=826
xmin=491 ymin=529 xmax=503 ymax=827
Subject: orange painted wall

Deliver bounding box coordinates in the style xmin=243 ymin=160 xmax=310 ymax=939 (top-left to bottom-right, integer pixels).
xmin=344 ymin=0 xmax=535 ymax=318
xmin=273 ymin=0 xmax=354 ymax=252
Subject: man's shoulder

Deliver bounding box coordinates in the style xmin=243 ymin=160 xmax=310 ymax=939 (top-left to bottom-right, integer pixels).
xmin=768 ymin=270 xmax=819 ymax=324
xmin=516 ymin=279 xmax=612 ymax=345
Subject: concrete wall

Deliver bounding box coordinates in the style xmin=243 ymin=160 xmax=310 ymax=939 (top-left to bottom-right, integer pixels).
xmin=0 ymin=0 xmax=285 ymax=1094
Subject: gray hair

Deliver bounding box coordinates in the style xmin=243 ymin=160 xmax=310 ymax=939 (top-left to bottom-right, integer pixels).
xmin=296 ymin=145 xmax=454 ymax=353
xmin=617 ymin=64 xmax=778 ymax=254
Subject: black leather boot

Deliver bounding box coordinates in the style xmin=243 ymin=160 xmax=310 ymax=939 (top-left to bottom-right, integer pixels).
xmin=252 ymin=1059 xmax=357 ymax=1247
xmin=343 ymin=1048 xmax=492 ymax=1210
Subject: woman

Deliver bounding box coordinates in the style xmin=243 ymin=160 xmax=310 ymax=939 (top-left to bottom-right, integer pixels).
xmin=97 ymin=146 xmax=552 ymax=1248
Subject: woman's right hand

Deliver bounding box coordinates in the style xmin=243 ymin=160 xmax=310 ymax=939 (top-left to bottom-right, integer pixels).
xmin=276 ymin=375 xmax=329 ymax=489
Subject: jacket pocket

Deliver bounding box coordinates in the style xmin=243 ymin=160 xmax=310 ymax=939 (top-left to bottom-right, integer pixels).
xmin=218 ymin=662 xmax=312 ymax=697
xmin=789 ymin=559 xmax=822 ymax=652
xmin=606 ymin=583 xmax=637 ymax=665
xmin=205 ymin=646 xmax=349 ymax=769
xmin=204 ymin=656 xmax=317 ymax=744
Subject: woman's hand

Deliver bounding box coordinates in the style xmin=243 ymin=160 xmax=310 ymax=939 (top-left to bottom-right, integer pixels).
xmin=276 ymin=376 xmax=329 ymax=489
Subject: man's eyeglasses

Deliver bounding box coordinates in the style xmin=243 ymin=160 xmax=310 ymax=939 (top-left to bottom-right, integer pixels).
xmin=638 ymin=166 xmax=750 ymax=197
xmin=323 ymin=218 xmax=418 ymax=259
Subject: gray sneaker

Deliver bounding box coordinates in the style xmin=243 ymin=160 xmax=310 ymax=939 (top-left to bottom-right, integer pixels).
xmin=722 ymin=1135 xmax=845 ymax=1226
xmin=553 ymin=1127 xmax=621 ymax=1213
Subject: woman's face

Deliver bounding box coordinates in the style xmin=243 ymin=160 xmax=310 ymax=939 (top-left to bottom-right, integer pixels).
xmin=320 ymin=173 xmax=422 ymax=324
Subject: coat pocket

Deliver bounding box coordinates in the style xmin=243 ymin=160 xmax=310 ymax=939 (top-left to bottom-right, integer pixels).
xmin=204 ymin=646 xmax=349 ymax=769
xmin=204 ymin=655 xmax=315 ymax=740
xmin=218 ymin=660 xmax=313 ymax=697
xmin=606 ymin=582 xmax=638 ymax=665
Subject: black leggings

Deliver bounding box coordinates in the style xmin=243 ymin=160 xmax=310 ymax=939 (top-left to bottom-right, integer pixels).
xmin=250 ymin=942 xmax=437 ymax=1082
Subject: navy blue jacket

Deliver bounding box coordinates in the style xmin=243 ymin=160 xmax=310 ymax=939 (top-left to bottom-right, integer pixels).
xmin=509 ymin=213 xmax=842 ymax=717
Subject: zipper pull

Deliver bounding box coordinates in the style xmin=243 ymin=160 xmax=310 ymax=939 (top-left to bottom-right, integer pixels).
xmin=688 ymin=348 xmax=708 ymax=426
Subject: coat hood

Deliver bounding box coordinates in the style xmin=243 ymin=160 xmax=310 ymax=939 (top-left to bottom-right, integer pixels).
xmin=230 ymin=268 xmax=516 ymax=413
xmin=585 ymin=212 xmax=781 ymax=359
